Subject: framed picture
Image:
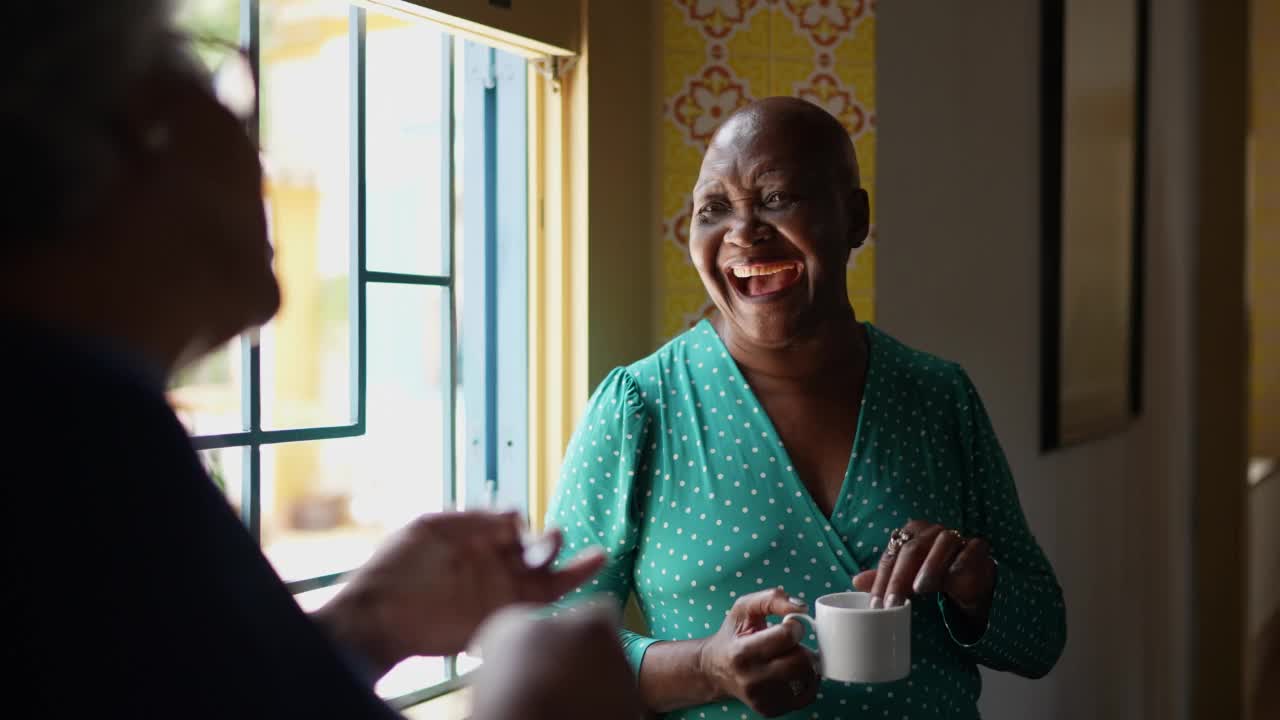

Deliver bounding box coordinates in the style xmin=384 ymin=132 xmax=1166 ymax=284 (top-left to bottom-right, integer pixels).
xmin=1040 ymin=0 xmax=1149 ymax=450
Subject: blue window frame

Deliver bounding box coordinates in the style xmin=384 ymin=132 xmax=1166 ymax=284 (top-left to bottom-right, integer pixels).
xmin=178 ymin=0 xmax=527 ymax=707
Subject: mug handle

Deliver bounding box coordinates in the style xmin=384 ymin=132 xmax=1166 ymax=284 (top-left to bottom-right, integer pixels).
xmin=782 ymin=613 xmax=817 ymax=644
xmin=782 ymin=613 xmax=822 ymax=675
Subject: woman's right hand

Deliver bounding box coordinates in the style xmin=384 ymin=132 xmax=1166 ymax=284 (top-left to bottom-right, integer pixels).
xmin=697 ymin=588 xmax=821 ymax=717
xmin=314 ymin=511 xmax=605 ymax=676
xmin=470 ymin=604 xmax=641 ymax=720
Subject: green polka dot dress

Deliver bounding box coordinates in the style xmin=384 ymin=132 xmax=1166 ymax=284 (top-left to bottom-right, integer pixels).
xmin=548 ymin=320 xmax=1066 ymax=719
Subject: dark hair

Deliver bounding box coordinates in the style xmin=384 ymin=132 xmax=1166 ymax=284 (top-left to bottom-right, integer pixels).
xmin=0 ymin=0 xmax=175 ymax=254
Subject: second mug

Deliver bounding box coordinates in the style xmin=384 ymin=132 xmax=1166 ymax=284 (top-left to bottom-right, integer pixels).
xmin=783 ymin=591 xmax=911 ymax=684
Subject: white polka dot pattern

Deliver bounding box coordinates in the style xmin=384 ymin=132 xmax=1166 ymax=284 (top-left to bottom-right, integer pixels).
xmin=545 ymin=320 xmax=1067 ymax=719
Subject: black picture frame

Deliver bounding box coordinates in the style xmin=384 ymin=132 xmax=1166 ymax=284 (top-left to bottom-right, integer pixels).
xmin=1040 ymin=0 xmax=1149 ymax=451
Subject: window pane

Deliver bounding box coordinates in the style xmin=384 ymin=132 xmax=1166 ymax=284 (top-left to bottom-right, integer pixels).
xmin=292 ymin=583 xmax=346 ymax=612
xmin=376 ymin=657 xmax=446 ymax=700
xmin=365 ymin=283 xmax=451 ymax=518
xmin=261 ymin=437 xmax=381 ymax=582
xmin=454 ymin=379 xmax=468 ymax=508
xmin=171 ymin=341 xmax=243 ymax=435
xmin=450 ymin=44 xmax=469 ymax=507
xmin=176 ymin=0 xmax=240 ymax=47
xmin=262 ymin=285 xmax=449 ymax=582
xmin=365 ymin=12 xmax=449 ymax=277
xmin=198 ymin=446 xmax=245 ymax=516
xmin=456 ymin=652 xmax=481 ymax=675
xmin=259 ymin=0 xmax=353 ymax=430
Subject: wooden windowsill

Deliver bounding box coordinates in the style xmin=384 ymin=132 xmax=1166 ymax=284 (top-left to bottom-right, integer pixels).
xmin=401 ymin=686 xmax=471 ymax=720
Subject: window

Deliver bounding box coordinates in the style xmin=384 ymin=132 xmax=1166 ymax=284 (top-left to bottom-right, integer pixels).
xmin=173 ymin=0 xmax=529 ymax=706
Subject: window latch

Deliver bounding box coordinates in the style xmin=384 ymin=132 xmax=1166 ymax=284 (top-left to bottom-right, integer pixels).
xmin=532 ymin=55 xmax=580 ymax=90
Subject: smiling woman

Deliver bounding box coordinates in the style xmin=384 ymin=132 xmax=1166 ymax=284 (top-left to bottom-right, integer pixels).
xmin=689 ymin=97 xmax=869 ymax=349
xmin=547 ymin=97 xmax=1066 ymax=720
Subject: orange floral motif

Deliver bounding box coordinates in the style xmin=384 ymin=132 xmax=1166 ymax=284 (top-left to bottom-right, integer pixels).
xmin=675 ymin=0 xmax=762 ymax=39
xmin=662 ymin=0 xmax=875 ymax=337
xmin=669 ymin=204 xmax=693 ymax=250
xmin=672 ymin=65 xmax=753 ymax=144
xmin=781 ymin=0 xmax=868 ymax=47
xmin=795 ymin=72 xmax=868 ymax=136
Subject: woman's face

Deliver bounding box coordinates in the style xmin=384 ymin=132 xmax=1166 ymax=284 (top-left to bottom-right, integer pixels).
xmin=124 ymin=66 xmax=281 ymax=362
xmin=688 ymin=114 xmax=868 ymax=349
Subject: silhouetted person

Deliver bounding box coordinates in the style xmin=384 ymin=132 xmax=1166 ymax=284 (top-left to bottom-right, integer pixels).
xmin=1 ymin=3 xmax=637 ymax=718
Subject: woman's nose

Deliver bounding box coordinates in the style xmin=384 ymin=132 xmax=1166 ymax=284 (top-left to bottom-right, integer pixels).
xmin=724 ymin=212 xmax=770 ymax=248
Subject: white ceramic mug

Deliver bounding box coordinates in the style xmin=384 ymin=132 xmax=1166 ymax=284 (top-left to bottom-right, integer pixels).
xmin=783 ymin=591 xmax=911 ymax=683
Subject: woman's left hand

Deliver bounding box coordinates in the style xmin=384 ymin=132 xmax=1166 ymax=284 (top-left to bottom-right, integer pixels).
xmin=851 ymin=519 xmax=996 ymax=622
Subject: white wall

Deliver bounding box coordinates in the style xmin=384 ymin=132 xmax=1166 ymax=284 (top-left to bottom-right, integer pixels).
xmin=877 ymin=1 xmax=1194 ymax=718
xmin=1251 ymin=476 xmax=1280 ymax=636
xmin=1250 ymin=471 xmax=1280 ymax=708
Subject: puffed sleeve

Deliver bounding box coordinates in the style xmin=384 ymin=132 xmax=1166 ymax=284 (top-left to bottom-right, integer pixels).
xmin=546 ymin=367 xmax=657 ymax=671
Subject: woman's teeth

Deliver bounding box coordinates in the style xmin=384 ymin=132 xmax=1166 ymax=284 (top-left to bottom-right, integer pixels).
xmin=731 ymin=261 xmax=801 ymax=278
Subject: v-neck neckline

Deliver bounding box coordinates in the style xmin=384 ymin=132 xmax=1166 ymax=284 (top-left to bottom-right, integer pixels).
xmin=696 ymin=319 xmax=879 ymax=523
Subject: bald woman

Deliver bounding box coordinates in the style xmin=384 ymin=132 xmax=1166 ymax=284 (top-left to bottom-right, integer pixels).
xmin=548 ymin=97 xmax=1066 ymax=719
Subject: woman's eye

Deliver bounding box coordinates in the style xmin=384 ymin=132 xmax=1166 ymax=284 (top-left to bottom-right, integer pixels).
xmin=697 ymin=201 xmax=728 ymax=217
xmin=764 ymin=192 xmax=794 ymax=208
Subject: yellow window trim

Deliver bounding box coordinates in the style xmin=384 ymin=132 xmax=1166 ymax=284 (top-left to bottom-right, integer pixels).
xmin=529 ymin=0 xmax=659 ymax=529
xmin=354 ymin=0 xmax=576 ymax=57
xmin=527 ymin=55 xmax=590 ymax=530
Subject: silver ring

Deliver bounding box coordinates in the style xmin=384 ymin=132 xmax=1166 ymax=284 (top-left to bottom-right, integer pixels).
xmin=788 ymin=679 xmax=805 ymax=697
xmin=887 ymin=527 xmax=914 ymax=554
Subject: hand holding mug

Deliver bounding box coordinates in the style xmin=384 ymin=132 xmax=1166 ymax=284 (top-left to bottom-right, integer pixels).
xmin=852 ymin=519 xmax=995 ymax=623
xmin=697 ymin=589 xmax=820 ymax=717
xmin=782 ymin=591 xmax=911 ymax=684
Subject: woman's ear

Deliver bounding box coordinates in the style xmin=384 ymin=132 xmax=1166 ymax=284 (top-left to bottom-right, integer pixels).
xmin=848 ymin=187 xmax=871 ymax=250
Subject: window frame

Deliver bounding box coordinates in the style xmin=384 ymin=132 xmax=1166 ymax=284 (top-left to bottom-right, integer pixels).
xmin=186 ymin=0 xmax=528 ymax=708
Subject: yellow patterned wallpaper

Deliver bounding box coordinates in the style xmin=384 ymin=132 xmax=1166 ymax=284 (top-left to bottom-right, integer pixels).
xmin=659 ymin=0 xmax=876 ymax=340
